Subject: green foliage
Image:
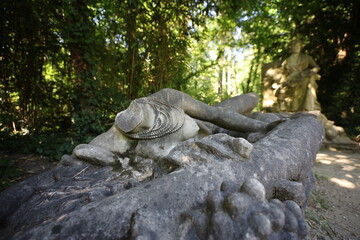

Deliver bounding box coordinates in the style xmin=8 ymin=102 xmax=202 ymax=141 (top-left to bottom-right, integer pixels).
xmin=236 ymin=0 xmax=360 ymax=136
xmin=294 ymin=0 xmax=360 ymax=137
xmin=0 ymin=0 xmax=359 ymax=161
xmin=0 ymin=159 xmax=24 ymax=191
xmin=183 ymin=81 xmax=218 ymax=105
xmin=0 ymin=131 xmax=75 ymax=161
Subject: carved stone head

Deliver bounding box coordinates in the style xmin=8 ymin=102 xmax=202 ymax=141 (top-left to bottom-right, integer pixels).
xmin=288 ymin=39 xmax=303 ymax=54
xmin=115 ymin=97 xmax=185 ymax=140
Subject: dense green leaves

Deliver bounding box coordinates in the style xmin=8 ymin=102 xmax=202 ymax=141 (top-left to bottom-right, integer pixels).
xmin=237 ymin=0 xmax=359 ymax=136
xmin=0 ymin=0 xmax=358 ymax=160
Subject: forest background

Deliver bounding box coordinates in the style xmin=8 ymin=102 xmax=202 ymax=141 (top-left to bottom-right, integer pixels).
xmin=1 ymin=0 xmax=359 ymax=161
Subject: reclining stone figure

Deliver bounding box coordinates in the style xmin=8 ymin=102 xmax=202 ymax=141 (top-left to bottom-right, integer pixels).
xmin=74 ymin=88 xmax=282 ymax=165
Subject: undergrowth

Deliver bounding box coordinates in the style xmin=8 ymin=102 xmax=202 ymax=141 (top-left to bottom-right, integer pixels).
xmin=0 ymin=159 xmax=24 ymax=191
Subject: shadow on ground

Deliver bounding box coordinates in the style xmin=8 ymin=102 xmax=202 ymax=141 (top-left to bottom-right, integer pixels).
xmin=307 ymin=146 xmax=360 ymax=240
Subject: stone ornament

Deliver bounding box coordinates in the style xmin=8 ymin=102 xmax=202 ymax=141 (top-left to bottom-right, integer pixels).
xmin=181 ymin=179 xmax=308 ymax=239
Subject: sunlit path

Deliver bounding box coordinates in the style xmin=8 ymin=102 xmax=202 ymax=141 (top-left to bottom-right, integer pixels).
xmin=308 ymin=147 xmax=360 ymax=239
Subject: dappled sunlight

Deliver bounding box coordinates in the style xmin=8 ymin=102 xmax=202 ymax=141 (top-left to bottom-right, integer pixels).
xmin=316 ymin=158 xmax=331 ymax=165
xmin=345 ymin=174 xmax=353 ymax=179
xmin=312 ymin=148 xmax=360 ymax=239
xmin=343 ymin=165 xmax=357 ymax=171
xmin=315 ymin=149 xmax=360 ymax=189
xmin=316 ymin=151 xmax=360 ymax=171
xmin=329 ymin=177 xmax=355 ymax=189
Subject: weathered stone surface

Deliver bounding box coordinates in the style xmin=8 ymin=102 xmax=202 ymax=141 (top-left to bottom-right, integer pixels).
xmin=273 ymin=179 xmax=307 ymax=206
xmin=0 ymin=114 xmax=323 ymax=240
xmin=181 ymin=180 xmax=308 ymax=240
xmin=73 ymin=144 xmax=118 ymax=166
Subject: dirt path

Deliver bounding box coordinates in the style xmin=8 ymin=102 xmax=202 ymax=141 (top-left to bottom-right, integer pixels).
xmin=307 ymin=147 xmax=360 ymax=240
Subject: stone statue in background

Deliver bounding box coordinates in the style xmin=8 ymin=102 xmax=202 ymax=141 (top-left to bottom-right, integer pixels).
xmin=74 ymin=88 xmax=282 ymax=166
xmin=262 ymin=39 xmax=321 ymax=112
xmin=262 ymin=40 xmax=357 ymax=147
xmin=276 ymin=39 xmax=321 ymax=111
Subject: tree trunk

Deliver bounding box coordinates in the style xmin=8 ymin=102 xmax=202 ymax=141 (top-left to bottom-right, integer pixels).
xmin=64 ymin=0 xmax=98 ymax=114
xmin=125 ymin=1 xmax=141 ymax=99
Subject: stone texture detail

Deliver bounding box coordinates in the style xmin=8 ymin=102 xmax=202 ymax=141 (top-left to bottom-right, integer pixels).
xmin=0 ymin=115 xmax=323 ymax=240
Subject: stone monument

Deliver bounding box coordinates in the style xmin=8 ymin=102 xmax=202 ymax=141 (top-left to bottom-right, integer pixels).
xmin=73 ymin=88 xmax=282 ymax=165
xmin=262 ymin=39 xmax=321 ymax=112
xmin=262 ymin=40 xmax=357 ymax=147
xmin=0 ymin=88 xmax=324 ymax=240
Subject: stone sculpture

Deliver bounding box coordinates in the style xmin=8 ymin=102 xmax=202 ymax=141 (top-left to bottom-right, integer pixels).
xmin=0 ymin=89 xmax=324 ymax=240
xmin=262 ymin=41 xmax=357 ymax=147
xmin=73 ymin=88 xmax=282 ymax=165
xmin=263 ymin=39 xmax=321 ymax=112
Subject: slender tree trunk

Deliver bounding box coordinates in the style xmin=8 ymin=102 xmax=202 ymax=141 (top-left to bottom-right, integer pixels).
xmin=125 ymin=0 xmax=141 ymax=99
xmin=218 ymin=54 xmax=225 ymax=100
xmin=64 ymin=0 xmax=98 ymax=114
xmin=152 ymin=7 xmax=170 ymax=93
